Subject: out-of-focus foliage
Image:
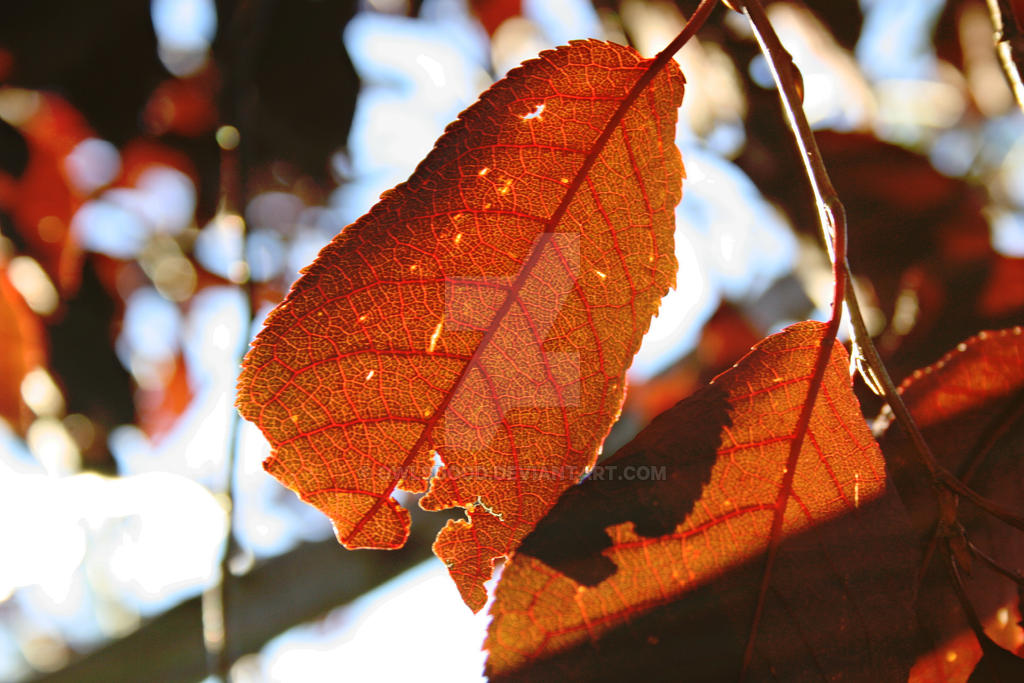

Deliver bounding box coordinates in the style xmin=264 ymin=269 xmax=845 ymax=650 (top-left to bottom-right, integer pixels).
xmin=0 ymin=0 xmax=1021 ymax=681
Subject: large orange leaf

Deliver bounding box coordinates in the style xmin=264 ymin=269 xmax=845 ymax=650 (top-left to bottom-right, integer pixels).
xmin=879 ymin=327 xmax=1024 ymax=681
xmin=237 ymin=40 xmax=685 ymax=610
xmin=486 ymin=321 xmax=921 ymax=680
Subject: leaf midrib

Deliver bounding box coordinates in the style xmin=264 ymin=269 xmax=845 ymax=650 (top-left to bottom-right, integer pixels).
xmin=343 ymin=48 xmax=680 ymax=545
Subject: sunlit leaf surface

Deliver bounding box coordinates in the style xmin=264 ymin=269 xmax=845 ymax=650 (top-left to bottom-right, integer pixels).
xmin=487 ymin=321 xmax=919 ymax=680
xmin=237 ymin=39 xmax=685 ymax=610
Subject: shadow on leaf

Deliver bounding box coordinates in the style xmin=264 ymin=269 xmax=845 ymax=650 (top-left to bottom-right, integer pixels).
xmin=518 ymin=382 xmax=728 ymax=587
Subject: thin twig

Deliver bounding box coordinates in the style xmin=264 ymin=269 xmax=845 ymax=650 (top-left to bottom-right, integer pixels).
xmin=986 ymin=0 xmax=1024 ymax=111
xmin=969 ymin=538 xmax=1024 ymax=587
xmin=201 ymin=151 xmax=252 ymax=682
xmin=940 ymin=469 xmax=1024 ymax=532
xmin=201 ymin=2 xmax=267 ymax=678
xmin=959 ymin=387 xmax=1024 ymax=484
xmin=846 ymin=285 xmax=1024 ymax=534
xmin=735 ymin=1 xmax=848 ymax=677
xmin=946 ymin=539 xmax=991 ymax=646
xmin=735 ymin=0 xmax=1024 ymax=540
xmin=915 ymin=390 xmax=1024 ymax=596
xmin=736 ymin=0 xmax=1024 ymax=670
xmin=913 ymin=526 xmax=942 ymax=600
xmin=203 ymin=150 xmax=256 ymax=683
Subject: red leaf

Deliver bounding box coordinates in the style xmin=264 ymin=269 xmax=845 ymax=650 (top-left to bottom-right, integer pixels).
xmin=237 ymin=40 xmax=685 ymax=610
xmin=879 ymin=327 xmax=1024 ymax=680
xmin=469 ymin=0 xmax=521 ymax=37
xmin=0 ymin=94 xmax=91 ymax=294
xmin=116 ymin=140 xmax=197 ymax=189
xmin=0 ymin=261 xmax=46 ymax=431
xmin=142 ymin=69 xmax=219 ymax=138
xmin=486 ymin=321 xmax=920 ymax=680
xmin=979 ymin=256 xmax=1024 ymax=318
xmin=137 ymin=352 xmax=193 ymax=442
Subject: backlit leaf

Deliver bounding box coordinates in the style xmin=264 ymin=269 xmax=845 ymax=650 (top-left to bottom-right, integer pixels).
xmin=237 ymin=40 xmax=685 ymax=610
xmin=486 ymin=321 xmax=920 ymax=680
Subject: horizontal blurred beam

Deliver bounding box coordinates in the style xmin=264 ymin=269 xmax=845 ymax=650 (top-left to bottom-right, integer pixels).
xmin=33 ymin=513 xmax=444 ymax=683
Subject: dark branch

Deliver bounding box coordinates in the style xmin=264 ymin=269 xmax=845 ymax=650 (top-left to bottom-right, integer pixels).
xmin=946 ymin=539 xmax=991 ymax=647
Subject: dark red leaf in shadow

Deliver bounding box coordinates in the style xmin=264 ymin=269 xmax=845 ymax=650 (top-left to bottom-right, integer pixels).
xmin=0 ymin=0 xmax=166 ymax=145
xmin=880 ymin=327 xmax=1024 ymax=681
xmin=245 ymin=0 xmax=359 ymax=179
xmin=237 ymin=40 xmax=685 ymax=610
xmin=979 ymin=256 xmax=1024 ymax=319
xmin=487 ymin=321 xmax=920 ymax=680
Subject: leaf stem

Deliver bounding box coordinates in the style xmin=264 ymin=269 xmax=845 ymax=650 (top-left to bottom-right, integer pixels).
xmin=946 ymin=539 xmax=991 ymax=647
xmin=969 ymin=538 xmax=1024 ymax=586
xmin=731 ymin=0 xmax=947 ymax=493
xmin=959 ymin=387 xmax=1024 ymax=484
xmin=843 ymin=286 xmax=943 ymax=477
xmin=737 ymin=0 xmax=1024 ymax=671
xmin=915 ymin=390 xmax=1024 ymax=596
xmin=939 ymin=469 xmax=1024 ymax=532
xmin=736 ymin=0 xmax=1022 ymax=538
xmin=203 ymin=2 xmax=265 ymax=677
xmin=845 ymin=280 xmax=1024 ymax=529
xmin=986 ymin=0 xmax=1024 ymax=112
xmin=648 ymin=0 xmax=721 ymax=74
xmin=734 ymin=1 xmax=848 ymax=676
